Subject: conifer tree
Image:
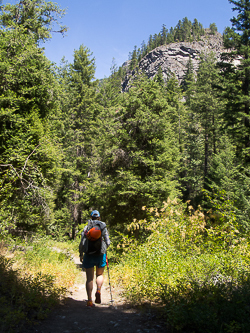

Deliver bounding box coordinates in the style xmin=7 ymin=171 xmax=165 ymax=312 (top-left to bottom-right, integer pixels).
xmin=192 ymin=18 xmax=201 ymax=40
xmin=154 ymin=66 xmax=165 ymax=86
xmin=56 ymin=45 xmax=100 ymax=238
xmin=182 ymin=56 xmax=195 ymax=103
xmin=181 ymin=17 xmax=192 ymax=41
xmin=129 ymin=46 xmax=138 ymax=70
xmin=207 ymin=135 xmax=250 ymax=229
xmin=97 ymin=58 xmax=123 ymax=108
xmin=0 ymin=0 xmax=67 ymax=42
xmin=191 ymin=53 xmax=222 ymax=184
xmin=209 ymin=23 xmax=218 ymax=35
xmin=166 ymin=74 xmax=186 ymax=146
xmin=101 ymin=76 xmax=180 ymax=225
xmin=141 ymin=40 xmax=147 ymax=57
xmin=222 ymin=0 xmax=250 ymax=164
xmin=166 ymin=27 xmax=175 ymax=43
xmin=174 ymin=20 xmax=182 ymax=42
xmin=182 ymin=53 xmax=223 ymax=203
xmin=0 ymin=26 xmax=61 ymax=233
xmin=148 ymin=34 xmax=153 ymax=51
xmin=161 ymin=24 xmax=167 ymax=44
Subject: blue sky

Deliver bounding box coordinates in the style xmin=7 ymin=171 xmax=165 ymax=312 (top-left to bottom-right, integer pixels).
xmin=2 ymin=0 xmax=234 ymax=79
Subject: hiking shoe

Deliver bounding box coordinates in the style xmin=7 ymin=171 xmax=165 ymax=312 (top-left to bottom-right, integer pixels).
xmin=95 ymin=291 xmax=101 ymax=304
xmin=87 ymin=300 xmax=94 ymax=307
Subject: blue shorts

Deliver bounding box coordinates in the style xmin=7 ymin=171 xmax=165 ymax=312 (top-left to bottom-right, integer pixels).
xmin=82 ymin=253 xmax=106 ymax=269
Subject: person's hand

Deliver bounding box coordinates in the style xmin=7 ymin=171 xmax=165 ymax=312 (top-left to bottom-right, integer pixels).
xmin=80 ymin=255 xmax=83 ymax=262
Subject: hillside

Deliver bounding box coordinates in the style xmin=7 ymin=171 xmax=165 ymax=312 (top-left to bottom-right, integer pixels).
xmin=122 ymin=32 xmax=224 ymax=91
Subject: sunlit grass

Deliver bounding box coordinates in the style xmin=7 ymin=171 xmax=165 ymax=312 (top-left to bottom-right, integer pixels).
xmin=0 ymin=237 xmax=82 ymax=332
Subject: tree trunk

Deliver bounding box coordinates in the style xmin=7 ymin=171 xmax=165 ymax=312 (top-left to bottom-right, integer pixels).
xmin=204 ymin=131 xmax=209 ymax=189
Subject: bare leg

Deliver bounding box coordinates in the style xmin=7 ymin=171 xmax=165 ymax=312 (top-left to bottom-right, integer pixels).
xmin=96 ymin=266 xmax=105 ymax=292
xmin=86 ymin=267 xmax=94 ymax=301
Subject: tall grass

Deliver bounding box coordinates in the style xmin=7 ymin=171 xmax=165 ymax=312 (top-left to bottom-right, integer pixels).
xmin=0 ymin=237 xmax=81 ymax=332
xmin=111 ymin=199 xmax=250 ymax=332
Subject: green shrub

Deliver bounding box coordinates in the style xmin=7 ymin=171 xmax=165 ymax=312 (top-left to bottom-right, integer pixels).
xmin=0 ymin=238 xmax=81 ymax=332
xmin=111 ymin=198 xmax=250 ymax=332
xmin=0 ymin=255 xmax=65 ymax=332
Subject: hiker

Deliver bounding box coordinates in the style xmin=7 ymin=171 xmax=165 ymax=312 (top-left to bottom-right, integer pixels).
xmin=79 ymin=210 xmax=110 ymax=307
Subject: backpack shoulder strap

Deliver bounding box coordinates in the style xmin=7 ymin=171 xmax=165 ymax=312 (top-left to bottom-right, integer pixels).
xmin=87 ymin=219 xmax=95 ymax=229
xmin=93 ymin=220 xmax=106 ymax=231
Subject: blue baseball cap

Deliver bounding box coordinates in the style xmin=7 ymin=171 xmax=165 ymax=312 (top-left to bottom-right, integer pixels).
xmin=90 ymin=210 xmax=100 ymax=218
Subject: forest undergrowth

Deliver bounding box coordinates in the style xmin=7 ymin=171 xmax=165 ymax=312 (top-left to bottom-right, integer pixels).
xmin=1 ymin=197 xmax=250 ymax=333
xmin=110 ymin=198 xmax=250 ymax=333
xmin=0 ymin=237 xmax=81 ymax=332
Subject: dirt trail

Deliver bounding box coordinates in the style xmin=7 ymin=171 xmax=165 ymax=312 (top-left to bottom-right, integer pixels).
xmin=24 ymin=255 xmax=166 ymax=333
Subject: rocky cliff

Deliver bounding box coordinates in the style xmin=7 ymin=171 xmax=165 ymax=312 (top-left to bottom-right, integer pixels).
xmin=122 ymin=32 xmax=224 ymax=92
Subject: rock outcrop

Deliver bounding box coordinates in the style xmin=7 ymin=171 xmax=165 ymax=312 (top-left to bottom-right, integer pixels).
xmin=122 ymin=32 xmax=224 ymax=92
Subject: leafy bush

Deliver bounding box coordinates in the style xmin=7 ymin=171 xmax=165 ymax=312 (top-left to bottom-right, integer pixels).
xmin=111 ymin=198 xmax=250 ymax=332
xmin=0 ymin=238 xmax=81 ymax=332
xmin=0 ymin=255 xmax=65 ymax=332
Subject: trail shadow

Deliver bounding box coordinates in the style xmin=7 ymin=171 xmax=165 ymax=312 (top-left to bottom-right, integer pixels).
xmin=21 ymin=255 xmax=167 ymax=332
xmin=23 ymin=296 xmax=167 ymax=333
xmin=0 ymin=255 xmax=60 ymax=333
xmin=75 ymin=263 xmax=83 ymax=270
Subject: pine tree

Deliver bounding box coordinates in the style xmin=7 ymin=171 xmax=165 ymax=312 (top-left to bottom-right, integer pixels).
xmin=141 ymin=40 xmax=147 ymax=57
xmin=174 ymin=20 xmax=182 ymax=42
xmin=97 ymin=58 xmax=122 ymax=108
xmin=161 ymin=24 xmax=167 ymax=44
xmin=191 ymin=53 xmax=222 ymax=185
xmin=182 ymin=17 xmax=192 ymax=41
xmin=166 ymin=74 xmax=186 ymax=146
xmin=129 ymin=46 xmax=138 ymax=70
xmin=222 ymin=0 xmax=250 ymax=164
xmin=182 ymin=53 xmax=223 ymax=203
xmin=154 ymin=66 xmax=165 ymax=87
xmin=209 ymin=23 xmax=218 ymax=35
xmin=166 ymin=27 xmax=175 ymax=43
xmin=207 ymin=135 xmax=250 ymax=230
xmin=101 ymin=76 xmax=180 ymax=225
xmin=182 ymin=56 xmax=196 ymax=105
xmin=0 ymin=0 xmax=67 ymax=42
xmin=0 ymin=26 xmax=61 ymax=233
xmin=192 ymin=18 xmax=201 ymax=40
xmin=56 ymin=45 xmax=100 ymax=238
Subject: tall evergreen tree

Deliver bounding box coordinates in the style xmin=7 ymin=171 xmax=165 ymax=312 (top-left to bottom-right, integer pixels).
xmin=181 ymin=17 xmax=192 ymax=41
xmin=161 ymin=24 xmax=167 ymax=44
xmin=101 ymin=76 xmax=180 ymax=225
xmin=129 ymin=46 xmax=138 ymax=70
xmin=182 ymin=56 xmax=195 ymax=102
xmin=192 ymin=18 xmax=202 ymax=40
xmin=182 ymin=53 xmax=223 ymax=203
xmin=56 ymin=45 xmax=100 ymax=238
xmin=141 ymin=40 xmax=147 ymax=57
xmin=222 ymin=0 xmax=250 ymax=164
xmin=166 ymin=74 xmax=187 ymax=153
xmin=209 ymin=23 xmax=218 ymax=35
xmin=191 ymin=53 xmax=222 ymax=185
xmin=97 ymin=58 xmax=123 ymax=108
xmin=0 ymin=26 xmax=61 ymax=233
xmin=166 ymin=27 xmax=175 ymax=43
xmin=207 ymin=135 xmax=250 ymax=230
xmin=154 ymin=66 xmax=165 ymax=86
xmin=0 ymin=0 xmax=67 ymax=42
